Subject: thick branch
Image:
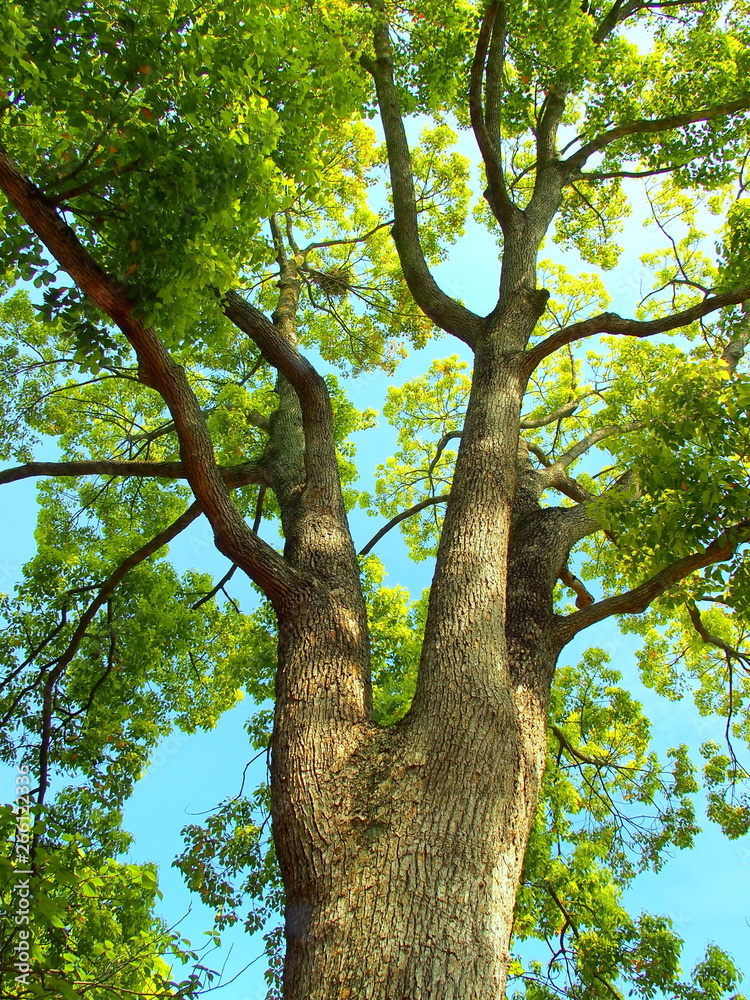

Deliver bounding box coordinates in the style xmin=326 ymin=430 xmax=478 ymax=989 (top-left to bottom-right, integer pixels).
xmin=594 ymin=0 xmax=716 ymax=43
xmin=526 ymin=286 xmax=750 ymax=371
xmin=0 ymin=142 xmax=300 ymax=605
xmin=556 ymin=523 xmax=750 ymax=644
xmin=0 ymin=459 xmax=268 ymax=489
xmin=550 ymin=469 xmax=638 ymax=541
xmin=483 ymin=2 xmax=506 ymax=156
xmin=523 ymin=85 xmax=569 ymax=237
xmin=469 ymin=1 xmax=518 ymax=229
xmin=593 ymin=0 xmax=639 ymax=43
xmin=556 ymin=495 xmax=603 ymax=547
xmin=559 ymin=567 xmax=595 ymax=610
xmin=535 ymin=88 xmax=567 ymax=173
xmin=543 ymin=469 xmax=594 ymax=504
xmin=564 ymin=98 xmax=750 ymax=174
xmin=531 ymin=426 xmax=641 ymax=505
xmin=361 ymin=4 xmax=483 ymax=346
xmin=524 ymin=440 xmax=550 ymax=469
xmin=221 ymin=289 xmax=345 ymax=516
xmin=552 ymin=724 xmax=608 ymax=766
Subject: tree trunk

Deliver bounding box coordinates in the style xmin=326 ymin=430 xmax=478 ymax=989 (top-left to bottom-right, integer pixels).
xmin=272 ymin=639 xmax=555 ymax=1000
xmin=271 ymin=321 xmax=566 ymax=999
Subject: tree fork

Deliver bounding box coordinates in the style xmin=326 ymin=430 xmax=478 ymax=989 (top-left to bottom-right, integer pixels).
xmin=275 ymin=649 xmax=555 ymax=1000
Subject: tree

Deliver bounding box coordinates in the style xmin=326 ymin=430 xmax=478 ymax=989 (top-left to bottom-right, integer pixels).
xmin=2 ymin=0 xmax=750 ymax=997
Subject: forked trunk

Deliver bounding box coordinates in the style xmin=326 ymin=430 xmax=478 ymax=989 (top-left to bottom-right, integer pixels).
xmin=272 ymin=641 xmax=554 ymax=1000
xmin=271 ymin=340 xmax=563 ymax=998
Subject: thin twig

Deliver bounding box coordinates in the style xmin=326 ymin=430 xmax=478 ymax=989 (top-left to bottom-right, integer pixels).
xmin=358 ymin=495 xmax=450 ymax=556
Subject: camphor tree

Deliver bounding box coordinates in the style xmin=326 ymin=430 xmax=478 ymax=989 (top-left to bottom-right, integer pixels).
xmin=2 ymin=0 xmax=750 ymax=997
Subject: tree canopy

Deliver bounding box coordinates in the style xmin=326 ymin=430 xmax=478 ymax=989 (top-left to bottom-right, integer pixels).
xmin=2 ymin=0 xmax=750 ymax=998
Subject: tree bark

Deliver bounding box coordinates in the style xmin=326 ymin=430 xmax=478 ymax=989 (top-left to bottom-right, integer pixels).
xmin=9 ymin=9 xmax=749 ymax=989
xmin=272 ymin=578 xmax=557 ymax=1000
xmin=270 ymin=284 xmax=563 ymax=998
xmin=272 ymin=619 xmax=556 ymax=1000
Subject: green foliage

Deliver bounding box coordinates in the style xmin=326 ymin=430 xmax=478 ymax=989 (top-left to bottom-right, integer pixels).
xmin=506 ymin=649 xmax=746 ymax=1000
xmin=175 ymin=788 xmax=282 ymax=935
xmin=2 ymin=0 xmax=750 ymax=997
xmin=367 ymin=356 xmax=470 ymax=559
xmin=0 ymin=806 xmax=203 ymax=999
xmin=594 ymin=358 xmax=750 ymax=566
xmin=360 ymin=555 xmax=425 ymax=725
xmin=0 ymin=0 xmax=370 ymax=343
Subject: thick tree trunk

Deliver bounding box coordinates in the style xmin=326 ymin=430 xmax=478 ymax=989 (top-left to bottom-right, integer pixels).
xmin=271 ymin=320 xmax=564 ymax=999
xmin=272 ymin=641 xmax=554 ymax=1000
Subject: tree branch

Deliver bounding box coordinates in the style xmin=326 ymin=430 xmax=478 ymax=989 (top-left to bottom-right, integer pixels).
xmin=541 ymin=467 xmax=594 ymax=504
xmin=483 ymin=1 xmax=506 ymax=155
xmin=360 ymin=3 xmax=483 ymax=346
xmin=556 ymin=523 xmax=750 ymax=644
xmin=594 ymin=0 xmax=714 ymax=43
xmin=358 ymin=495 xmax=450 ymax=557
xmin=221 ymin=289 xmax=346 ymax=519
xmin=525 ymin=440 xmax=551 ymax=469
xmin=549 ymin=422 xmax=642 ymax=471
xmin=520 ymin=394 xmax=592 ymax=429
xmin=686 ymin=601 xmax=750 ymax=674
xmin=426 ymin=432 xmax=462 ymax=480
xmin=37 ymin=500 xmax=203 ymax=806
xmin=564 ymin=98 xmax=750 ymax=174
xmin=535 ymin=88 xmax=568 ymax=173
xmin=578 ymin=161 xmax=696 ymax=183
xmin=469 ymin=1 xmax=518 ymax=230
xmin=302 ymin=218 xmax=395 ymax=254
xmin=191 ymin=563 xmax=239 ymax=611
xmin=0 ymin=142 xmax=301 ymax=605
xmin=526 ymin=285 xmax=750 ymax=371
xmin=593 ymin=0 xmax=639 ymax=43
xmin=559 ymin=568 xmax=595 ymax=610
xmin=722 ymin=303 xmax=750 ymax=372
xmin=0 ymin=459 xmax=268 ymax=489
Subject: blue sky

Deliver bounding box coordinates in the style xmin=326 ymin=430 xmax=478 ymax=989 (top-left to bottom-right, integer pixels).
xmin=2 ymin=127 xmax=750 ymax=999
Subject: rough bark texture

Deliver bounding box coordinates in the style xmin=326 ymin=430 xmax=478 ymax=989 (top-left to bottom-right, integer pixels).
xmin=267 ymin=255 xmax=565 ymax=998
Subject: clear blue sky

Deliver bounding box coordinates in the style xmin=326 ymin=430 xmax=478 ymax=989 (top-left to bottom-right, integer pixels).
xmin=2 ymin=129 xmax=749 ymax=999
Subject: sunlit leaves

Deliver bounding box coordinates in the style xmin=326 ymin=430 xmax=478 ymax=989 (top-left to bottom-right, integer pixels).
xmin=410 ymin=126 xmax=472 ymax=263
xmin=382 ymin=0 xmax=477 ymax=115
xmin=506 ymin=649 xmax=744 ymax=1000
xmin=537 ymin=260 xmax=611 ymax=334
xmin=719 ymin=197 xmax=750 ymax=292
xmin=553 ymin=179 xmax=630 ymax=270
xmin=2 ymin=1 xmax=750 ymax=996
xmin=0 ymin=0 xmax=370 ymax=343
xmin=176 ymin=791 xmax=282 ymax=934
xmin=360 ymin=554 xmax=424 ymax=724
xmin=291 ymin=124 xmax=470 ymax=375
xmin=594 ymin=356 xmax=750 ymax=566
xmin=701 ymin=741 xmax=750 ymax=839
xmin=369 ymin=355 xmax=470 ymax=559
xmin=0 ymin=806 xmax=201 ymax=999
